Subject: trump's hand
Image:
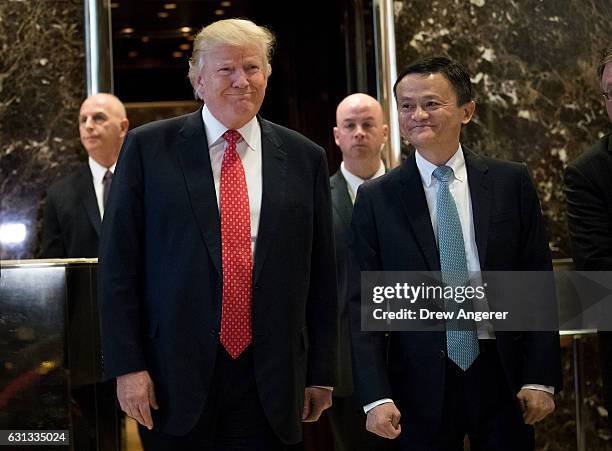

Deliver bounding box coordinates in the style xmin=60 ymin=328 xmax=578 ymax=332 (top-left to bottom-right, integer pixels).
xmin=302 ymin=387 xmax=332 ymax=422
xmin=366 ymin=402 xmax=401 ymax=439
xmin=116 ymin=370 xmax=159 ymax=430
xmin=517 ymin=388 xmax=555 ymax=425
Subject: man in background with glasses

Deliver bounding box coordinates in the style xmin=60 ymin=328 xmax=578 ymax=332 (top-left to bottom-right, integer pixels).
xmin=565 ymin=47 xmax=612 ymax=419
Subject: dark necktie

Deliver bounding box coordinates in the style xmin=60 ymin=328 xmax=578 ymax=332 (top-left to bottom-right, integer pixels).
xmin=102 ymin=170 xmax=113 ymax=208
xmin=432 ymin=165 xmax=479 ymax=370
xmin=219 ymin=130 xmax=253 ymax=358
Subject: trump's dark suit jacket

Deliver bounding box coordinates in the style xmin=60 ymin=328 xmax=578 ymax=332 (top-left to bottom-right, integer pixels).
xmin=41 ymin=164 xmax=101 ymax=258
xmin=98 ymin=109 xmax=338 ymax=444
xmin=349 ymin=148 xmax=562 ymax=443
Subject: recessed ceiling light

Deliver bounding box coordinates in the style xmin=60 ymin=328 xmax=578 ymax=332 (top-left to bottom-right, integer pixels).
xmin=158 ymin=11 xmax=169 ymax=18
xmin=120 ymin=27 xmax=134 ymax=34
xmin=128 ymin=51 xmax=138 ymax=58
xmin=214 ymin=9 xmax=224 ymax=15
xmin=164 ymin=3 xmax=177 ymax=9
xmin=220 ymin=1 xmax=231 ymax=6
xmin=172 ymin=51 xmax=183 ymax=58
xmin=179 ymin=43 xmax=190 ymax=50
xmin=180 ymin=26 xmax=193 ymax=33
xmin=141 ymin=36 xmax=150 ymax=43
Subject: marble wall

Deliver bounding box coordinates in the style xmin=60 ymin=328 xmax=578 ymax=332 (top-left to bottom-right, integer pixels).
xmin=0 ymin=0 xmax=86 ymax=260
xmin=393 ymin=0 xmax=612 ymax=259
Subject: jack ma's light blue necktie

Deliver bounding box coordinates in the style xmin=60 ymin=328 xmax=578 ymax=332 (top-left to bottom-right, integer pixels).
xmin=432 ymin=165 xmax=479 ymax=371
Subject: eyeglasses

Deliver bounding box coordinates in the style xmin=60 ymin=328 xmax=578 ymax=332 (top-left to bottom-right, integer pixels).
xmin=603 ymin=91 xmax=612 ymax=101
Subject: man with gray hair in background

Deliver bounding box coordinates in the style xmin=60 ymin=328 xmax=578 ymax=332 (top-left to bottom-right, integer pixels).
xmin=42 ymin=93 xmax=128 ymax=258
xmin=98 ymin=18 xmax=338 ymax=450
xmin=41 ymin=91 xmax=128 ymax=451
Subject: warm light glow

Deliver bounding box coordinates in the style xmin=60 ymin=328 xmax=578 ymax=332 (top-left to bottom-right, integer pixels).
xmin=220 ymin=1 xmax=231 ymax=6
xmin=120 ymin=27 xmax=134 ymax=34
xmin=38 ymin=361 xmax=57 ymax=375
xmin=180 ymin=26 xmax=193 ymax=33
xmin=0 ymin=223 xmax=26 ymax=244
xmin=110 ymin=2 xmax=120 ymax=8
xmin=179 ymin=43 xmax=190 ymax=50
xmin=214 ymin=9 xmax=224 ymax=16
xmin=157 ymin=12 xmax=169 ymax=18
xmin=172 ymin=51 xmax=183 ymax=58
xmin=164 ymin=3 xmax=177 ymax=9
xmin=141 ymin=36 xmax=150 ymax=43
xmin=41 ymin=361 xmax=56 ymax=370
xmin=128 ymin=51 xmax=138 ymax=58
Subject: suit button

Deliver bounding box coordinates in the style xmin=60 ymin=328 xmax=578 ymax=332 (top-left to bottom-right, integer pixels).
xmin=210 ymin=329 xmax=219 ymax=337
xmin=440 ymin=350 xmax=446 ymax=359
xmin=254 ymin=285 xmax=260 ymax=290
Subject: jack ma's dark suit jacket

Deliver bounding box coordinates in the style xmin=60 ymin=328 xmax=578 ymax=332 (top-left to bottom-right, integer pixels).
xmin=349 ymin=148 xmax=562 ymax=444
xmin=98 ymin=108 xmax=338 ymax=444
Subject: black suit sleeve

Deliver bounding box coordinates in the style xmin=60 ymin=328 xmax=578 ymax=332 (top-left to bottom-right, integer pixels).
xmin=518 ymin=165 xmax=562 ymax=391
xmin=41 ymin=191 xmax=67 ymax=258
xmin=565 ymin=161 xmax=612 ymax=270
xmin=98 ymin=132 xmax=147 ymax=378
xmin=348 ymin=187 xmax=392 ymax=405
xmin=306 ymin=150 xmax=339 ymax=386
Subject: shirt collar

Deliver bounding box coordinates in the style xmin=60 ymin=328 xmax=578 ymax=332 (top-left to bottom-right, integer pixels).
xmin=340 ymin=160 xmax=385 ymax=197
xmin=414 ymin=144 xmax=466 ymax=187
xmin=88 ymin=157 xmax=116 ymax=183
xmin=202 ymin=105 xmax=259 ymax=152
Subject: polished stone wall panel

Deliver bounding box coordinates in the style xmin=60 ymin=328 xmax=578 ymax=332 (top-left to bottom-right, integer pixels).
xmin=394 ymin=0 xmax=612 ymax=258
xmin=0 ymin=0 xmax=86 ymax=260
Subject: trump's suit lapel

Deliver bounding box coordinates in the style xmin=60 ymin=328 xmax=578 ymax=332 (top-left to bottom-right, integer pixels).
xmin=330 ymin=171 xmax=353 ymax=232
xmin=78 ymin=165 xmax=102 ymax=237
xmin=252 ymin=118 xmax=287 ymax=285
xmin=396 ymin=153 xmax=440 ymax=271
xmin=464 ymin=147 xmax=491 ymax=269
xmin=177 ymin=108 xmax=222 ymax=275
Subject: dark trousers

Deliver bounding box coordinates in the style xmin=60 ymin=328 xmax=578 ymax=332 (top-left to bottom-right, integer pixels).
xmin=327 ymin=393 xmax=394 ymax=451
xmin=139 ymin=346 xmax=300 ymax=451
xmin=396 ymin=341 xmax=535 ymax=451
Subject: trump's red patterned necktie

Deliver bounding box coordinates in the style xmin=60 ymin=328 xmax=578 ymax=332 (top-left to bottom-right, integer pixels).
xmin=219 ymin=130 xmax=252 ymax=358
